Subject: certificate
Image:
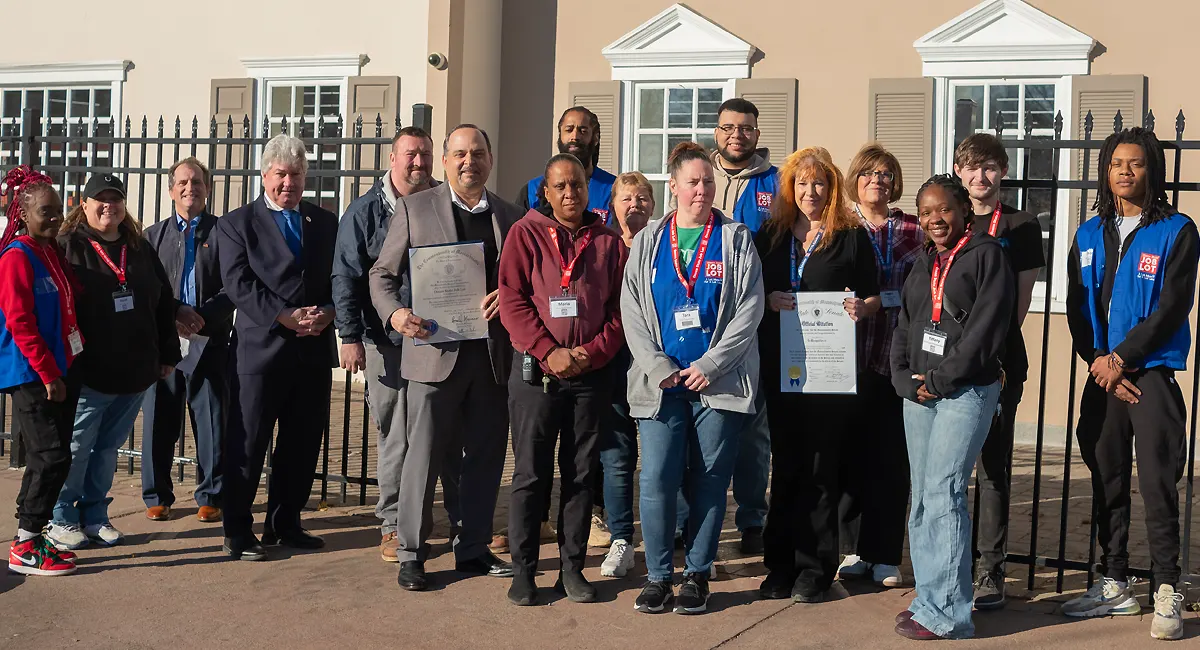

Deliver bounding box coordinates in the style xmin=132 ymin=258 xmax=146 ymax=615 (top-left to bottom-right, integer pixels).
xmin=409 ymin=241 xmax=488 ymax=345
xmin=780 ymin=291 xmax=857 ymax=394
xmin=175 ymin=334 xmax=209 ymax=375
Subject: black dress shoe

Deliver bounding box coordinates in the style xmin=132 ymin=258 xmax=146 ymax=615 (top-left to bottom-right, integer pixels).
xmin=398 ymin=561 xmax=428 ymax=591
xmin=508 ymin=573 xmax=538 ymax=606
xmin=792 ymin=572 xmax=827 ymax=603
xmin=555 ymin=570 xmax=597 ymax=603
xmin=740 ymin=527 xmax=764 ymax=555
xmin=223 ymin=535 xmax=268 ymax=562
xmin=456 ymin=551 xmax=514 ymax=577
xmin=262 ymin=528 xmax=325 ymax=550
xmin=758 ymin=570 xmax=793 ymax=599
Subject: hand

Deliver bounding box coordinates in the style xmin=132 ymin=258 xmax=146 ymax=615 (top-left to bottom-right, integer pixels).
xmin=679 ymin=366 xmax=710 ymax=392
xmin=842 ymin=288 xmax=873 ymax=322
xmin=340 ymin=342 xmax=366 ymax=374
xmin=176 ymin=305 xmax=205 ymax=337
xmin=481 ymin=290 xmax=500 ymax=321
xmin=277 ymin=308 xmax=309 ymax=332
xmin=1089 ymin=353 xmax=1125 ymax=391
xmin=659 ymin=372 xmax=681 ymax=389
xmin=767 ymin=291 xmax=796 ymax=313
xmin=389 ymin=308 xmax=432 ymax=339
xmin=45 ymin=378 xmax=66 ymax=403
xmin=569 ymin=347 xmax=592 ymax=373
xmin=545 ymin=347 xmax=582 ymax=379
xmin=916 ymin=383 xmax=937 ymax=403
xmin=160 ymin=365 xmax=175 ymax=379
xmin=1114 ymin=377 xmax=1142 ymax=404
xmin=297 ymin=306 xmax=335 ymax=336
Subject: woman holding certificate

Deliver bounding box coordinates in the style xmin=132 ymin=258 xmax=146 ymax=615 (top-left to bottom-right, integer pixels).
xmin=498 ymin=153 xmax=627 ymax=607
xmin=890 ymin=175 xmax=1013 ymax=640
xmin=754 ymin=147 xmax=880 ymax=604
xmin=622 ymin=142 xmax=764 ymax=615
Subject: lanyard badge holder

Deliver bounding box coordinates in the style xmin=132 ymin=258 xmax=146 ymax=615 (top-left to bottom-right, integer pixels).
xmin=671 ymin=214 xmax=715 ymax=331
xmin=922 ymin=234 xmax=971 ymax=356
xmin=90 ymin=240 xmax=134 ymax=313
xmin=856 ymin=205 xmax=901 ymax=308
xmin=548 ymin=227 xmax=593 ymax=319
xmin=47 ymin=248 xmax=84 ymax=354
xmin=789 ymin=227 xmax=825 ymax=292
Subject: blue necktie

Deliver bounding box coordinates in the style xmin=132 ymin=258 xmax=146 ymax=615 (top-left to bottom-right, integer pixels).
xmin=281 ymin=209 xmax=303 ymax=260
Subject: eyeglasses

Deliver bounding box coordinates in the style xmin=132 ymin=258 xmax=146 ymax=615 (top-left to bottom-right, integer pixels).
xmin=859 ymin=170 xmax=895 ymax=183
xmin=717 ymin=125 xmax=758 ymax=135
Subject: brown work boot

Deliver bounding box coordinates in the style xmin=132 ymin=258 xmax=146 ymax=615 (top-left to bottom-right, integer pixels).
xmin=489 ymin=529 xmax=509 ymax=554
xmin=145 ymin=505 xmax=171 ymax=521
xmin=196 ymin=506 xmax=222 ymax=523
xmin=380 ymin=531 xmax=399 ymax=562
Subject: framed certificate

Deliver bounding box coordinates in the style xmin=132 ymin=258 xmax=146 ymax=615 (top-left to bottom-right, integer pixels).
xmin=408 ymin=241 xmax=488 ymax=345
xmin=780 ymin=291 xmax=857 ymax=394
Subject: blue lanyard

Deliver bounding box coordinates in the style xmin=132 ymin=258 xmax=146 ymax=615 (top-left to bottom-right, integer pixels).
xmin=789 ymin=227 xmax=824 ymax=291
xmin=855 ymin=204 xmax=894 ymax=283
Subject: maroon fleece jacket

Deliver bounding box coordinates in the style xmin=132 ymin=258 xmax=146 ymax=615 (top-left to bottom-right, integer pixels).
xmin=498 ymin=207 xmax=627 ymax=372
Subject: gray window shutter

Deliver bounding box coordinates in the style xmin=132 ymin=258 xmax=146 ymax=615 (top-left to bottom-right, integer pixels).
xmin=209 ymin=78 xmax=255 ymax=213
xmin=568 ymin=81 xmax=622 ymax=173
xmin=347 ymin=76 xmax=401 ymax=202
xmin=867 ymin=78 xmax=934 ymax=215
xmin=735 ymin=78 xmax=797 ymax=167
xmin=1069 ymin=75 xmax=1148 ymax=225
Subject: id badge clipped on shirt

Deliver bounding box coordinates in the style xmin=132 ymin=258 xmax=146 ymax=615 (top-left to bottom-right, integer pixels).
xmin=67 ymin=329 xmax=84 ymax=355
xmin=921 ymin=327 xmax=947 ymax=356
xmin=112 ymin=290 xmax=135 ymax=313
xmin=549 ymin=295 xmax=578 ymax=319
xmin=880 ymin=290 xmax=901 ymax=309
xmin=674 ymin=303 xmax=701 ymax=331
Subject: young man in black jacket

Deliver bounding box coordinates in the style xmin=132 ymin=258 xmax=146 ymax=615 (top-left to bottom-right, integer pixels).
xmin=1062 ymin=128 xmax=1196 ymax=641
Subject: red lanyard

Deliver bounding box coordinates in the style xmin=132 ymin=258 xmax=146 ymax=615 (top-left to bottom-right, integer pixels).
xmin=930 ymin=234 xmax=971 ymax=325
xmin=547 ymin=226 xmax=594 ymax=294
xmin=670 ymin=212 xmax=715 ymax=301
xmin=44 ymin=246 xmax=76 ymax=321
xmin=89 ymin=239 xmax=127 ymax=287
xmin=988 ymin=203 xmax=1003 ymax=237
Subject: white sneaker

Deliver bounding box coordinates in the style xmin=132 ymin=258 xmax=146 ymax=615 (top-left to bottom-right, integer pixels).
xmin=84 ymin=523 xmax=123 ymax=547
xmin=1150 ymin=583 xmax=1184 ymax=641
xmin=1062 ymin=577 xmax=1141 ymax=617
xmin=588 ymin=514 xmax=612 ymax=548
xmin=46 ymin=523 xmax=89 ymax=550
xmin=872 ymin=564 xmax=903 ymax=588
xmin=836 ymin=554 xmax=868 ymax=580
xmin=601 ymin=539 xmax=635 ymax=577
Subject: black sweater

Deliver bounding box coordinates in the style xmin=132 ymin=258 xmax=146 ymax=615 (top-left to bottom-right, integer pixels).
xmin=891 ymin=234 xmax=1014 ymax=400
xmin=59 ymin=225 xmax=182 ymax=394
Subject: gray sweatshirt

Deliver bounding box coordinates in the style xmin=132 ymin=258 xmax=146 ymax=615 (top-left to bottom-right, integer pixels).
xmin=620 ymin=211 xmax=765 ymax=418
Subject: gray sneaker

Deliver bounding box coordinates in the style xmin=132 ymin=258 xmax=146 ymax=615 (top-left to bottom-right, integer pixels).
xmin=46 ymin=523 xmax=89 ymax=550
xmin=1149 ymin=583 xmax=1184 ymax=641
xmin=84 ymin=522 xmax=124 ymax=547
xmin=1062 ymin=577 xmax=1141 ymax=618
xmin=973 ymin=571 xmax=1006 ymax=610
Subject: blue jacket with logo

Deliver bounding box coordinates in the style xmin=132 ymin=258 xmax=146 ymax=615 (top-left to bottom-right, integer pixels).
xmin=727 ymin=168 xmax=779 ymax=235
xmin=0 ymin=240 xmax=70 ymax=390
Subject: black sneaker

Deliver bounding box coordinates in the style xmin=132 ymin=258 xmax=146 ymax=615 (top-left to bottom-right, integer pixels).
xmin=740 ymin=527 xmax=764 ymax=555
xmin=674 ymin=572 xmax=710 ymax=614
xmin=635 ymin=579 xmax=674 ymax=614
xmin=792 ymin=571 xmax=826 ymax=603
xmin=758 ymin=570 xmax=793 ymax=600
xmin=973 ymin=571 xmax=1006 ymax=610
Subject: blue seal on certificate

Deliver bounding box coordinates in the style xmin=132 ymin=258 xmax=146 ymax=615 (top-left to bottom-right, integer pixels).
xmin=426 ymin=320 xmax=439 ymax=335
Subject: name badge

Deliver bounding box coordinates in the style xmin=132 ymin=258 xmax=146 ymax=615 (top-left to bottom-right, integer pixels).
xmin=880 ymin=290 xmax=901 ymax=308
xmin=549 ymin=295 xmax=578 ymax=319
xmin=112 ymin=290 xmax=135 ymax=313
xmin=68 ymin=329 xmax=84 ymax=355
xmin=921 ymin=327 xmax=947 ymax=356
xmin=674 ymin=304 xmax=701 ymax=330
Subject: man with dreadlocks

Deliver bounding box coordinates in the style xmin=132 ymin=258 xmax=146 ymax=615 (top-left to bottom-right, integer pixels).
xmin=1063 ymin=127 xmax=1195 ymax=641
xmin=0 ymin=167 xmax=83 ymax=576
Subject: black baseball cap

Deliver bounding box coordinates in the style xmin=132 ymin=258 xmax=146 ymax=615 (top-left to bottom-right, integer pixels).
xmin=83 ymin=173 xmax=126 ymax=200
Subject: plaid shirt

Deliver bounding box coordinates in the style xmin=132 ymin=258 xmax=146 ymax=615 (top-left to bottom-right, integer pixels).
xmin=857 ymin=208 xmax=926 ymax=376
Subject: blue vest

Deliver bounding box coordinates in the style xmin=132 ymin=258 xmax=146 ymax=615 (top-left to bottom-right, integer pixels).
xmin=729 ymin=166 xmax=780 ymax=235
xmin=1075 ymin=213 xmax=1191 ymax=370
xmin=526 ymin=167 xmax=617 ymax=226
xmin=0 ymin=241 xmax=68 ymax=390
xmin=651 ymin=219 xmax=725 ymax=390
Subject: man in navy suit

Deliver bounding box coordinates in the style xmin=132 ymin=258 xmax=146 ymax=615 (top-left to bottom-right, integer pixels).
xmin=217 ymin=134 xmax=338 ymax=561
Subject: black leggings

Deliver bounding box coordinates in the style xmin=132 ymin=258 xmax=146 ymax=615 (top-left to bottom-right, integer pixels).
xmin=12 ymin=379 xmax=80 ymax=532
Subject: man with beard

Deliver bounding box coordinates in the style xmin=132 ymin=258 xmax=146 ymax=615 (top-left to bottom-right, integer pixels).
xmin=333 ymin=126 xmax=461 ymax=564
xmin=515 ymin=107 xmax=616 ymax=224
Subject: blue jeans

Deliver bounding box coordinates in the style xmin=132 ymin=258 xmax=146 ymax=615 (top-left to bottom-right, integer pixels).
xmin=903 ymin=382 xmax=1001 ymax=639
xmin=639 ymin=393 xmax=745 ymax=582
xmin=54 ymin=385 xmax=147 ymax=526
xmin=598 ymin=398 xmax=637 ymax=543
xmin=675 ymin=392 xmax=769 ymax=533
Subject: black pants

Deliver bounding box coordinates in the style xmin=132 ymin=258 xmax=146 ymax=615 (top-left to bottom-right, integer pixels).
xmin=508 ymin=362 xmax=610 ymax=576
xmin=973 ymin=377 xmax=1024 ymax=575
xmin=839 ymin=370 xmax=909 ymax=566
xmin=222 ymin=363 xmax=332 ymax=539
xmin=12 ymin=380 xmax=80 ymax=532
xmin=1076 ymin=368 xmax=1186 ymax=586
xmin=764 ymin=391 xmax=855 ymax=590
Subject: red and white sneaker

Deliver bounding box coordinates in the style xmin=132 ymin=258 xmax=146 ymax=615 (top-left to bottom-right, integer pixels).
xmin=8 ymin=536 xmax=77 ymax=576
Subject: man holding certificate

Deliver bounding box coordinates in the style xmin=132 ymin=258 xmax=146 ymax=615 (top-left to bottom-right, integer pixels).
xmin=369 ymin=124 xmax=523 ymax=591
xmin=753 ymin=147 xmax=879 ymax=604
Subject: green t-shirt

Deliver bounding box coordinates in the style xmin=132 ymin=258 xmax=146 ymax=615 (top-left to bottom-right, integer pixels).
xmin=677 ymin=226 xmax=704 ymax=267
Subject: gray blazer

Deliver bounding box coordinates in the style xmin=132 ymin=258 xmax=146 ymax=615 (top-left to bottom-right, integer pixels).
xmin=368 ymin=182 xmax=522 ymax=384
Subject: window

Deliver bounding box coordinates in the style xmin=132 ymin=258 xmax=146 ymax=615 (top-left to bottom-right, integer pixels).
xmin=265 ymin=81 xmax=343 ymax=211
xmin=632 ymin=84 xmax=725 ymax=218
xmin=1 ymin=86 xmax=116 ymax=200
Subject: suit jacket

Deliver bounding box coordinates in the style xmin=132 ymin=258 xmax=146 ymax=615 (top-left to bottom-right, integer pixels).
xmin=217 ymin=196 xmax=338 ymax=374
xmin=143 ymin=211 xmax=235 ymax=349
xmin=369 ymin=183 xmax=521 ymax=384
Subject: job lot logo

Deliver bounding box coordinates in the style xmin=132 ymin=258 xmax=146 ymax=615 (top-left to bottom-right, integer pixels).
xmin=1137 ymin=252 xmax=1160 ymax=281
xmin=756 ymin=192 xmax=773 ymax=210
xmin=704 ymin=261 xmax=724 ymax=283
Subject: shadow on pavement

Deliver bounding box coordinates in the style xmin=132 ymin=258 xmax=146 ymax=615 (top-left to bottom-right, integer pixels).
xmin=0 ymin=573 xmax=25 ymax=594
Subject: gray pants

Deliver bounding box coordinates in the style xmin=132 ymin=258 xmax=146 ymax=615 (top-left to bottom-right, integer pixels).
xmin=397 ymin=344 xmax=508 ymax=563
xmin=365 ymin=342 xmax=461 ymax=536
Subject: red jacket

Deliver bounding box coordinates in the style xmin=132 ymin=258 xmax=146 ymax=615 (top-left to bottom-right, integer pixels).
xmin=499 ymin=208 xmax=626 ymax=371
xmin=0 ymin=235 xmax=82 ymax=383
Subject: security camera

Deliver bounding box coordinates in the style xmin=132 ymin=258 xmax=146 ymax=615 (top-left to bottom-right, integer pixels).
xmin=428 ymin=53 xmax=448 ymax=70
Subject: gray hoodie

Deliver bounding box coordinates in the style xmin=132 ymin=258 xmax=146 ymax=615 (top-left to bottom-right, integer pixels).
xmin=667 ymin=150 xmax=774 ymax=213
xmin=620 ymin=211 xmax=765 ymax=418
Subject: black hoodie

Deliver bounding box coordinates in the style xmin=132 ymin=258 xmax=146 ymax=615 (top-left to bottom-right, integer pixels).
xmin=890 ymin=233 xmax=1014 ymax=401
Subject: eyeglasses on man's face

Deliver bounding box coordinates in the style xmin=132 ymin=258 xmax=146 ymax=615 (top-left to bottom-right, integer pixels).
xmin=859 ymin=170 xmax=895 ymax=183
xmin=717 ymin=125 xmax=758 ymax=135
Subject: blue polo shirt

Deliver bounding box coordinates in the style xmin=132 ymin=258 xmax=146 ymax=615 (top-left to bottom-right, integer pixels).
xmin=651 ymin=218 xmax=725 ymax=391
